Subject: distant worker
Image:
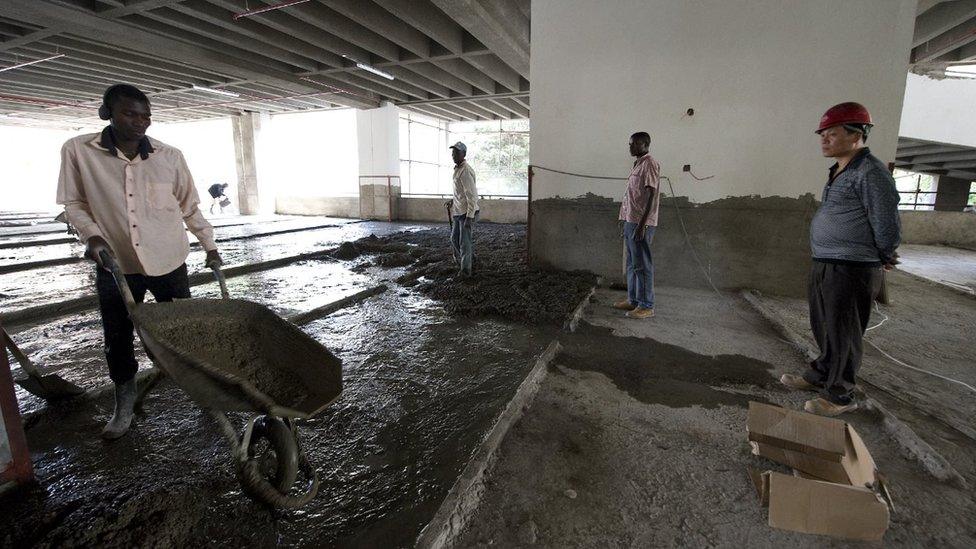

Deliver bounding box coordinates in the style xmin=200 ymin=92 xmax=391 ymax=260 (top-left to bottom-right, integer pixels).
xmin=208 ymin=182 xmax=230 ymax=214
xmin=613 ymin=131 xmax=661 ymax=319
xmin=56 ymin=84 xmax=223 ymax=439
xmin=447 ymin=141 xmax=479 ymax=278
xmin=781 ymin=102 xmax=901 ymax=416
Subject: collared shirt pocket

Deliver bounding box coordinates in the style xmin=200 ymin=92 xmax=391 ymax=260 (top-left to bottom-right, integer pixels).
xmin=148 ymin=182 xmax=178 ymax=212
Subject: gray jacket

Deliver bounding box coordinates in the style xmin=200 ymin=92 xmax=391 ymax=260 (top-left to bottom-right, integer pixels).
xmin=809 ymin=148 xmax=901 ymax=264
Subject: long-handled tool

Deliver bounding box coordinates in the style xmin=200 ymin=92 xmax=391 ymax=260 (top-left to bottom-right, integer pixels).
xmin=2 ymin=326 xmax=85 ymax=400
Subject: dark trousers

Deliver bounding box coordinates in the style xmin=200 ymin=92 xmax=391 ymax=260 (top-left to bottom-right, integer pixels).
xmin=804 ymin=261 xmax=882 ymax=405
xmin=95 ymin=264 xmax=190 ymax=383
xmin=451 ymin=211 xmax=479 ymax=275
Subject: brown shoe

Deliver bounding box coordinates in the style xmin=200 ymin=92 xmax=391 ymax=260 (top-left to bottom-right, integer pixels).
xmin=780 ymin=374 xmax=817 ymax=392
xmin=626 ymin=307 xmax=655 ymax=319
xmin=804 ymin=397 xmax=857 ymax=417
xmin=612 ymin=300 xmax=637 ymax=311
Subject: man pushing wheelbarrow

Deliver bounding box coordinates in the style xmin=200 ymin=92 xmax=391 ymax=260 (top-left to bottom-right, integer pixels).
xmin=56 ymin=84 xmax=342 ymax=508
xmin=56 ymin=84 xmax=225 ymax=440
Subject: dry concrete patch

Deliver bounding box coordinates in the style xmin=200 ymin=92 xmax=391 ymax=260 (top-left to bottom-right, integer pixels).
xmin=740 ymin=288 xmax=967 ymax=488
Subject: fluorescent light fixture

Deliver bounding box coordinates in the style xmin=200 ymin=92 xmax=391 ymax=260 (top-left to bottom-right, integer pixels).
xmin=355 ymin=62 xmax=395 ymax=81
xmin=192 ymin=85 xmax=240 ymax=98
xmin=945 ymin=64 xmax=976 ymax=78
xmin=0 ymin=53 xmax=66 ymax=74
xmin=233 ymin=0 xmax=311 ymax=20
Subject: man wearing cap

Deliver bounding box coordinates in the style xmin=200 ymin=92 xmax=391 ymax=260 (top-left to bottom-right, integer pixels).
xmin=780 ymin=102 xmax=901 ymax=416
xmin=447 ymin=141 xmax=479 ymax=277
xmin=57 ymin=84 xmax=222 ymax=439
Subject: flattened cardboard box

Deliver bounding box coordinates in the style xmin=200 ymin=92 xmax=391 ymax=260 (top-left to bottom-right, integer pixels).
xmin=747 ymin=401 xmax=892 ymax=541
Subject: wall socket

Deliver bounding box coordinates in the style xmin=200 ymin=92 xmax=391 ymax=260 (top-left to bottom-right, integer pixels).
xmin=682 ymin=164 xmax=691 ymax=172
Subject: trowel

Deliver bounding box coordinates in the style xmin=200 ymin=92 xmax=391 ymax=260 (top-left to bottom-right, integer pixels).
xmin=2 ymin=326 xmax=85 ymax=400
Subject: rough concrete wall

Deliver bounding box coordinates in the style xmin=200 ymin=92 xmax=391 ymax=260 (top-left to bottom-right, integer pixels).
xmin=529 ymin=0 xmax=916 ymax=296
xmin=275 ymin=196 xmax=359 ymax=218
xmin=900 ymin=211 xmax=976 ymax=250
xmin=531 ymin=193 xmax=816 ymax=295
xmin=399 ymin=198 xmax=527 ymax=224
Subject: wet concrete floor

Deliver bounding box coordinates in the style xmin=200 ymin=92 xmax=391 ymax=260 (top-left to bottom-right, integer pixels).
xmin=2 ymin=215 xmax=566 ymax=548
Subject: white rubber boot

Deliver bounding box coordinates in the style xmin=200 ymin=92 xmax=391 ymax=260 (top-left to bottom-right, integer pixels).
xmin=101 ymin=379 xmax=137 ymax=440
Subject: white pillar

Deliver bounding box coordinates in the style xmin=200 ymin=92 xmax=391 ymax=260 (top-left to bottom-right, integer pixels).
xmin=356 ymin=102 xmax=401 ymax=220
xmin=232 ymin=112 xmax=268 ymax=215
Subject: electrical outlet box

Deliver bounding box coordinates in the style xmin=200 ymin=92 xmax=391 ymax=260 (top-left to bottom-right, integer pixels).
xmin=682 ymin=164 xmax=691 ymax=172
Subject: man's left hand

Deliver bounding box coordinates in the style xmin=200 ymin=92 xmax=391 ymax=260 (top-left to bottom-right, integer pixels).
xmin=882 ymin=251 xmax=900 ymax=272
xmin=633 ymin=224 xmax=646 ymax=241
xmin=205 ymin=249 xmax=224 ymax=269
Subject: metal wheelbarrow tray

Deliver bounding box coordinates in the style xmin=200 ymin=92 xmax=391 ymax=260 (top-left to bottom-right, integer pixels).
xmin=103 ymin=252 xmax=342 ymax=509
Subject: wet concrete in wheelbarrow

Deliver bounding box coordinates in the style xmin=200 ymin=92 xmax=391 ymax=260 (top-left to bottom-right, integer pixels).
xmin=1 ymin=219 xmax=595 ymax=547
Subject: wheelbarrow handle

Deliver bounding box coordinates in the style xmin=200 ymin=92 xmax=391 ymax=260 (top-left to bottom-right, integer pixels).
xmin=99 ymin=250 xmax=137 ymax=314
xmin=211 ymin=264 xmax=230 ymax=300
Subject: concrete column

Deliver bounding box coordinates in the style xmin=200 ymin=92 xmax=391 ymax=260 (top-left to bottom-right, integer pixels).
xmin=232 ymin=112 xmax=263 ymax=215
xmin=934 ymin=175 xmax=973 ymax=211
xmin=356 ymin=102 xmax=401 ymax=220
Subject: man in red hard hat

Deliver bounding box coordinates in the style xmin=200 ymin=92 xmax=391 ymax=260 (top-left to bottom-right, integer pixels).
xmin=780 ymin=102 xmax=901 ymax=416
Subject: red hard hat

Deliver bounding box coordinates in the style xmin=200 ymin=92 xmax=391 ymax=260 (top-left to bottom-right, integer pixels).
xmin=816 ymin=102 xmax=873 ymax=133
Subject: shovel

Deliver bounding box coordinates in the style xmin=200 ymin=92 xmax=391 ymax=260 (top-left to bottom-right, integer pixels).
xmin=2 ymin=326 xmax=86 ymax=400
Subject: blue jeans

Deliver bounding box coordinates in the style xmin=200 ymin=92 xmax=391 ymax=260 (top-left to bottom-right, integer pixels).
xmin=623 ymin=222 xmax=655 ymax=309
xmin=451 ymin=211 xmax=478 ymax=275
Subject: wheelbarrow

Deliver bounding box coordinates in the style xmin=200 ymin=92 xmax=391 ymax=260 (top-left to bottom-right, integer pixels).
xmin=100 ymin=252 xmax=342 ymax=509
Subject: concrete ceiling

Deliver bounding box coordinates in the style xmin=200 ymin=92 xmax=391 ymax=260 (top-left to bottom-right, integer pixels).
xmin=2 ymin=2 xmax=974 ymax=129
xmin=896 ymin=136 xmax=976 ymax=181
xmin=0 ymin=0 xmax=530 ymax=128
xmin=911 ymin=0 xmax=976 ymax=75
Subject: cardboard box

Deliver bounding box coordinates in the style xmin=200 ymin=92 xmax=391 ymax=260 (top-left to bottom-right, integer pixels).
xmin=747 ymin=401 xmax=892 ymax=541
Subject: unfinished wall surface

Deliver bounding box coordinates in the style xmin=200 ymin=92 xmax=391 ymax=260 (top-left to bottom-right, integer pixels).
xmin=900 ymin=211 xmax=976 ymax=250
xmin=398 ymin=198 xmax=527 ymax=224
xmin=530 ymin=0 xmax=916 ymax=296
xmin=900 ymin=73 xmax=976 ymax=149
xmin=275 ymin=196 xmax=359 ymax=218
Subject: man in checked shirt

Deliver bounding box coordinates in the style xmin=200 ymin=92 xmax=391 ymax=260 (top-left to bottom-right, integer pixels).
xmin=613 ymin=131 xmax=661 ymax=319
xmin=57 ymin=84 xmax=223 ymax=439
xmin=781 ymin=102 xmax=901 ymax=417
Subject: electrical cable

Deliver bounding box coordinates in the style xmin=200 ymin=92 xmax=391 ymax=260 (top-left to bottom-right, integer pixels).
xmin=529 ymin=162 xmax=976 ymax=396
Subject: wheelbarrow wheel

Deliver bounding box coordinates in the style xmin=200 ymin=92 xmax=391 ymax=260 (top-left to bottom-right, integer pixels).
xmin=245 ymin=415 xmax=299 ymax=493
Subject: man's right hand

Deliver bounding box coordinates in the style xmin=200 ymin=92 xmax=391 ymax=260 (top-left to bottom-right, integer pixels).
xmin=85 ymin=235 xmax=113 ymax=268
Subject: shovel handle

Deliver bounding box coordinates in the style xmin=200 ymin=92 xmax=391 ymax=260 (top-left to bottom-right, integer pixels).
xmin=1 ymin=327 xmax=41 ymax=377
xmin=99 ymin=250 xmax=137 ymax=313
xmin=211 ymin=265 xmax=230 ymax=299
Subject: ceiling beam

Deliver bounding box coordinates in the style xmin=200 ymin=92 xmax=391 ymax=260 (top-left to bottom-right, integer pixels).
xmin=912 ymin=15 xmax=976 ymax=63
xmin=372 ymin=0 xmax=464 ymax=54
xmin=429 ymin=0 xmax=530 ymax=78
xmin=404 ymin=62 xmax=473 ymax=95
xmin=913 ymin=0 xmax=976 ymax=47
xmin=257 ymin=0 xmax=399 ymax=62
xmin=432 ymin=57 xmax=495 ymax=93
xmin=170 ymin=1 xmax=343 ymax=68
xmin=321 ymin=0 xmax=431 ymax=58
xmin=465 ymin=53 xmax=521 ymax=92
xmin=0 ymin=0 xmax=381 ymax=109
xmin=489 ymin=96 xmax=529 ymax=118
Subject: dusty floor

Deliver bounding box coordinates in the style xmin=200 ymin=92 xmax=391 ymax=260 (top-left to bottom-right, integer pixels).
xmin=1 ymin=215 xmax=596 ymax=548
xmin=455 ymin=286 xmax=976 ymax=548
xmin=897 ymin=243 xmax=976 ymax=292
